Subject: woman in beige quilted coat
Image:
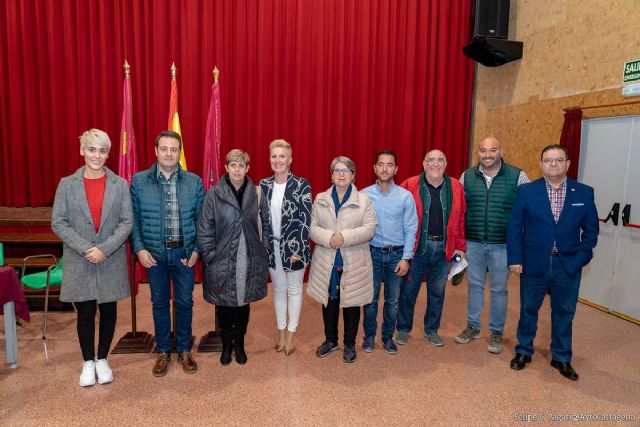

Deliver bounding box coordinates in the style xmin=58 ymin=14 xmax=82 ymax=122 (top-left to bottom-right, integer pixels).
xmin=307 ymin=156 xmax=377 ymax=363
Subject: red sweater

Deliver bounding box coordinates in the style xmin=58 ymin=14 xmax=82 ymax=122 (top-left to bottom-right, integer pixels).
xmin=400 ymin=174 xmax=466 ymax=260
xmin=84 ymin=175 xmax=106 ymax=233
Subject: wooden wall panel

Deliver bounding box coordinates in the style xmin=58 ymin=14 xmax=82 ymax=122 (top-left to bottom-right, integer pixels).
xmin=471 ymin=0 xmax=640 ymax=179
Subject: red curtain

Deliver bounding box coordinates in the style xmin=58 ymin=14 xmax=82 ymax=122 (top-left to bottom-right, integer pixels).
xmin=560 ymin=107 xmax=583 ymax=180
xmin=0 ymin=0 xmax=474 ymax=207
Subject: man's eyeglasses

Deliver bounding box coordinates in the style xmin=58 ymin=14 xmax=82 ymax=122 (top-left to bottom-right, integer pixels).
xmin=424 ymin=158 xmax=446 ymax=165
xmin=333 ymin=168 xmax=352 ymax=175
xmin=541 ymin=158 xmax=567 ymax=164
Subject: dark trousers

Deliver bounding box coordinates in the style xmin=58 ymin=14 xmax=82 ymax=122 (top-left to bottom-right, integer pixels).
xmin=322 ymin=292 xmax=360 ymax=347
xmin=217 ymin=305 xmax=250 ymax=342
xmin=515 ymin=256 xmax=581 ymax=362
xmin=75 ymin=300 xmax=117 ymax=361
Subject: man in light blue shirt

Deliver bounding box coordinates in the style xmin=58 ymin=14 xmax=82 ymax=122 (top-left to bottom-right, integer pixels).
xmin=361 ymin=150 xmax=418 ymax=354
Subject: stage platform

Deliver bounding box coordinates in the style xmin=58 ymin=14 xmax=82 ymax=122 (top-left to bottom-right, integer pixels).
xmin=0 ymin=206 xmax=54 ymax=228
xmin=0 ymin=207 xmax=59 ymax=268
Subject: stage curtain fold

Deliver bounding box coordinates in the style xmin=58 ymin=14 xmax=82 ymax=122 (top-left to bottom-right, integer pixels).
xmin=1 ymin=0 xmax=474 ymax=207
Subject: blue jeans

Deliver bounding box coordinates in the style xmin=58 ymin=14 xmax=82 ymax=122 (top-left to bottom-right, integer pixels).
xmin=465 ymin=241 xmax=509 ymax=334
xmin=363 ymin=246 xmax=403 ymax=340
xmin=515 ymin=256 xmax=581 ymax=362
xmin=147 ymin=247 xmax=195 ymax=352
xmin=397 ymin=240 xmax=448 ymax=336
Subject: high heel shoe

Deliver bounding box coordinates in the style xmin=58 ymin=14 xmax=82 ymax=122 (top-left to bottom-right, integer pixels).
xmin=284 ymin=330 xmax=295 ymax=356
xmin=275 ymin=329 xmax=286 ymax=352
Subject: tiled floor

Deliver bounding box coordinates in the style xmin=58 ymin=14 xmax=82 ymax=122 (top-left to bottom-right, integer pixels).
xmin=2 ymin=277 xmax=639 ymax=426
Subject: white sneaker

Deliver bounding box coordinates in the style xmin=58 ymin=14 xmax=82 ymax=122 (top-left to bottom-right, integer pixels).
xmin=79 ymin=360 xmax=96 ymax=387
xmin=95 ymin=358 xmax=114 ymax=384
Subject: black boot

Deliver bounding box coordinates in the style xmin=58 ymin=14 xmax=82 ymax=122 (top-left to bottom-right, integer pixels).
xmin=234 ymin=334 xmax=247 ymax=365
xmin=232 ymin=305 xmax=250 ymax=365
xmin=220 ymin=337 xmax=233 ymax=366
xmin=217 ymin=306 xmax=233 ymax=366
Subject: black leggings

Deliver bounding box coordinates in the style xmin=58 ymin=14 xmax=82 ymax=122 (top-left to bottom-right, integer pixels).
xmin=322 ymin=293 xmax=360 ymax=346
xmin=75 ymin=300 xmax=117 ymax=361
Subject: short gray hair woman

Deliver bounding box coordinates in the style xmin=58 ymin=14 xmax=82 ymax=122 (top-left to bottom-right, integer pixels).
xmin=307 ymin=156 xmax=377 ymax=363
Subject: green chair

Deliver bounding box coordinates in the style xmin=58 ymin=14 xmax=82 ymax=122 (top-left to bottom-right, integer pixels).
xmin=0 ymin=242 xmax=4 ymax=266
xmin=20 ymin=255 xmax=62 ymax=339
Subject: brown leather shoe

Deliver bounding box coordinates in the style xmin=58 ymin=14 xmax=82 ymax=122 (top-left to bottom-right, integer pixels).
xmin=152 ymin=352 xmax=171 ymax=377
xmin=178 ymin=351 xmax=198 ymax=374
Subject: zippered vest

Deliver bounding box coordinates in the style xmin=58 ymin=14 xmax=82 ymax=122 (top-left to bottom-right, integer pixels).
xmin=464 ymin=162 xmax=520 ymax=243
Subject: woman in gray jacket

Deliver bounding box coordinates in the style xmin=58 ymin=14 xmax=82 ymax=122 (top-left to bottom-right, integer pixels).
xmin=52 ymin=129 xmax=133 ymax=387
xmin=198 ymin=149 xmax=270 ymax=366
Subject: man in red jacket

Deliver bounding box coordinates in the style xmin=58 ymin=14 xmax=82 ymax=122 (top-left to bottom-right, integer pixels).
xmin=395 ymin=149 xmax=466 ymax=347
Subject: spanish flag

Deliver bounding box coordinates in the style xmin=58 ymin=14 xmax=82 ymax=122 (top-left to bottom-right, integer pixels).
xmin=168 ymin=63 xmax=187 ymax=170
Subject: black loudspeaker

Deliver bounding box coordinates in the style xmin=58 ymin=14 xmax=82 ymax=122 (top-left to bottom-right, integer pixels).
xmin=462 ymin=37 xmax=523 ymax=67
xmin=474 ymin=0 xmax=510 ymax=39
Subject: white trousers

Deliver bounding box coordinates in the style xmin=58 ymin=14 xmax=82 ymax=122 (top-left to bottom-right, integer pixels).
xmin=269 ymin=242 xmax=305 ymax=332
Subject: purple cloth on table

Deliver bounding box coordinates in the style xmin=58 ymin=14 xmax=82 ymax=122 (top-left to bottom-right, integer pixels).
xmin=0 ymin=266 xmax=31 ymax=321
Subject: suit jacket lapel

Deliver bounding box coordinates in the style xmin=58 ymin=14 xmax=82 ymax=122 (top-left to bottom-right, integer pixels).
xmin=72 ymin=168 xmax=95 ymax=228
xmin=98 ymin=171 xmax=117 ymax=235
xmin=536 ymin=178 xmax=556 ymax=225
xmin=557 ymin=180 xmax=575 ymax=225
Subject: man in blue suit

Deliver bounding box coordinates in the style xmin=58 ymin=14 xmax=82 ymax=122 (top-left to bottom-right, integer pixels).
xmin=507 ymin=144 xmax=598 ymax=381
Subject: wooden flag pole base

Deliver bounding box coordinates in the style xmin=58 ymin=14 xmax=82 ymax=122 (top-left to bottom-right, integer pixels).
xmin=198 ymin=305 xmax=222 ymax=352
xmin=112 ymin=249 xmax=154 ymax=354
xmin=112 ymin=331 xmax=155 ymax=354
xmin=197 ymin=331 xmax=222 ymax=352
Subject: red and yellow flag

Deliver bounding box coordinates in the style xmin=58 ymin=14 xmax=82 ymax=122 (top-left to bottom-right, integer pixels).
xmin=168 ymin=63 xmax=187 ymax=170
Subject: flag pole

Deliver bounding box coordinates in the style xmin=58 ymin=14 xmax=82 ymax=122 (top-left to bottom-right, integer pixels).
xmin=198 ymin=66 xmax=223 ymax=352
xmin=112 ymin=60 xmax=154 ymax=354
xmin=162 ymin=62 xmax=194 ymax=352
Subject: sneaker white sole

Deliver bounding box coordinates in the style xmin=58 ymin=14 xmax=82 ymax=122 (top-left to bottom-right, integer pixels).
xmin=423 ymin=331 xmax=445 ymax=347
xmin=395 ymin=334 xmax=408 ymax=345
xmin=79 ymin=377 xmax=96 ymax=387
xmin=487 ymin=345 xmax=503 ymax=354
xmin=428 ymin=339 xmax=444 ymax=347
xmin=454 ymin=334 xmax=482 ymax=344
xmin=97 ymin=375 xmax=114 ymax=385
xmin=316 ymin=346 xmax=339 ymax=358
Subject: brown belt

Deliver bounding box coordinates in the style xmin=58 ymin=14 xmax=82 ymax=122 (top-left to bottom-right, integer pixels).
xmin=551 ymin=251 xmax=559 ymax=257
xmin=164 ymin=240 xmax=184 ymax=249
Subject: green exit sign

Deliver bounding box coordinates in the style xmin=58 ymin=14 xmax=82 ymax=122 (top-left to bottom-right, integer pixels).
xmin=623 ymin=59 xmax=640 ymax=83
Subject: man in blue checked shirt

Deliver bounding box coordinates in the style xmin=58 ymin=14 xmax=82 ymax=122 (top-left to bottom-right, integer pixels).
xmin=361 ymin=150 xmax=418 ymax=354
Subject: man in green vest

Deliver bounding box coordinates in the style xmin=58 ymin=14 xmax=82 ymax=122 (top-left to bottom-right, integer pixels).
xmin=454 ymin=137 xmax=529 ymax=353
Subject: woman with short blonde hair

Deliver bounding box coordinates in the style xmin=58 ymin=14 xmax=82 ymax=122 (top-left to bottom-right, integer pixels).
xmin=52 ymin=129 xmax=132 ymax=386
xmin=260 ymin=139 xmax=312 ymax=355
